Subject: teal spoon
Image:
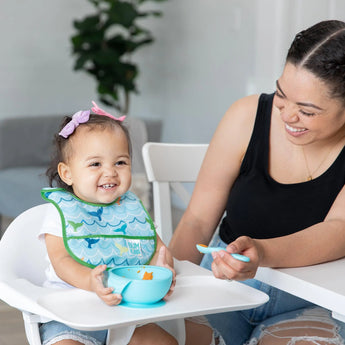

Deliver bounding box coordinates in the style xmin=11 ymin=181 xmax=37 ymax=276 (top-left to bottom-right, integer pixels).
xmin=196 ymin=244 xmax=250 ymax=262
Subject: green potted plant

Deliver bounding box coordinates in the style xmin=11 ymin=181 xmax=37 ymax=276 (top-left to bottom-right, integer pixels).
xmin=71 ymin=0 xmax=167 ymax=115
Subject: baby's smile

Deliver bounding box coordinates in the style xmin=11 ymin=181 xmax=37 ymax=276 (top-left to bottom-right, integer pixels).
xmin=100 ymin=183 xmax=117 ymax=189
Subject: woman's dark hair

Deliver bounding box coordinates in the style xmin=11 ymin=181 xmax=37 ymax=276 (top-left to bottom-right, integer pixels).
xmin=286 ymin=20 xmax=345 ymax=103
xmin=46 ymin=114 xmax=132 ymax=193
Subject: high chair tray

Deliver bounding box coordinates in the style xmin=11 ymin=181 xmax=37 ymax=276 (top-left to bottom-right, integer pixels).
xmin=1 ymin=260 xmax=269 ymax=331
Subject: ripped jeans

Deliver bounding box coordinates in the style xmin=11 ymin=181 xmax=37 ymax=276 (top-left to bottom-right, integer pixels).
xmin=201 ymin=234 xmax=345 ymax=345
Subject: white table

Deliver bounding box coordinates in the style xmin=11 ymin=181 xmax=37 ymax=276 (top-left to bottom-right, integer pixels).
xmin=255 ymin=258 xmax=345 ymax=322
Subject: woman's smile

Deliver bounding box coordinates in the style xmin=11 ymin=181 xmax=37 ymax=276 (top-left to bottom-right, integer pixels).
xmin=285 ymin=123 xmax=308 ymax=136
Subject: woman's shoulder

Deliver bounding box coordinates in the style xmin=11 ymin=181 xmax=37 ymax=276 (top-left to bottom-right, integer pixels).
xmin=208 ymin=94 xmax=262 ymax=167
xmin=226 ymin=94 xmax=260 ymax=119
xmin=217 ymin=94 xmax=260 ymax=141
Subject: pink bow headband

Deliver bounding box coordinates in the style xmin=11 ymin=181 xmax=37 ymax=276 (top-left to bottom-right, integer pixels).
xmin=58 ymin=101 xmax=126 ymax=138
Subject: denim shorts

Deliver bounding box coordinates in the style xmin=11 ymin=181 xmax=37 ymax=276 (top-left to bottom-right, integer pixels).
xmin=39 ymin=320 xmax=108 ymax=345
xmin=201 ymin=234 xmax=345 ymax=345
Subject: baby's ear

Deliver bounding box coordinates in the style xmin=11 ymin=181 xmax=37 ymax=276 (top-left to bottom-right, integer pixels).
xmin=58 ymin=162 xmax=73 ymax=186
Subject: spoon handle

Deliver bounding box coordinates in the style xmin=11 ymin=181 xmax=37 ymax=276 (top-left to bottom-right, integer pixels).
xmin=230 ymin=253 xmax=250 ymax=262
xmin=196 ymin=244 xmax=250 ymax=262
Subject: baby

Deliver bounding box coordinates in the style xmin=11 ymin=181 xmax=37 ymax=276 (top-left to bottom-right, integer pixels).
xmin=39 ymin=102 xmax=177 ymax=345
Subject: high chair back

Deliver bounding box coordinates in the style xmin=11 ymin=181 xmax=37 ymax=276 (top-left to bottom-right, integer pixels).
xmin=142 ymin=142 xmax=208 ymax=244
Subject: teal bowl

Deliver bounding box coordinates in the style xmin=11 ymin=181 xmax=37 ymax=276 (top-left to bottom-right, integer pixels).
xmin=107 ymin=265 xmax=173 ymax=306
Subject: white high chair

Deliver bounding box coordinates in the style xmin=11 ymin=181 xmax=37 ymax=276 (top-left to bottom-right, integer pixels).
xmin=0 ymin=201 xmax=269 ymax=345
xmin=142 ymin=142 xmax=345 ymax=324
xmin=0 ymin=203 xmax=180 ymax=345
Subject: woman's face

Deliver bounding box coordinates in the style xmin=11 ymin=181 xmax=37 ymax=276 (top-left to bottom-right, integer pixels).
xmin=273 ymin=62 xmax=345 ymax=146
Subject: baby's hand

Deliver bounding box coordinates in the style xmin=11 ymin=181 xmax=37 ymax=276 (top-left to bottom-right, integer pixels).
xmin=155 ymin=246 xmax=176 ymax=297
xmin=90 ymin=265 xmax=122 ymax=306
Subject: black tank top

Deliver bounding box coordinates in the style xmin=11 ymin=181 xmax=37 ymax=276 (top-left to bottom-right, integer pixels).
xmin=219 ymin=93 xmax=345 ymax=244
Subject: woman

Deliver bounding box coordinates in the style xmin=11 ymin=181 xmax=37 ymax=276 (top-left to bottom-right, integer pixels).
xmin=170 ymin=20 xmax=345 ymax=344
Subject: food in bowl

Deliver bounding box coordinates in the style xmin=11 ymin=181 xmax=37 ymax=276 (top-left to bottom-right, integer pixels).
xmin=107 ymin=265 xmax=173 ymax=305
xmin=142 ymin=271 xmax=153 ymax=280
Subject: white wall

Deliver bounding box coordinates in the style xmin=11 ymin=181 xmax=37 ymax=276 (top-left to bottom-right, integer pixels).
xmin=1 ymin=1 xmax=96 ymax=117
xmin=1 ymin=0 xmax=345 ymax=143
xmin=248 ymin=0 xmax=345 ymax=95
xmin=132 ymin=0 xmax=256 ymax=143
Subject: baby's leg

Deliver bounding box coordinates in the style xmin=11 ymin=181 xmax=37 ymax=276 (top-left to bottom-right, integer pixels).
xmin=129 ymin=323 xmax=178 ymax=345
xmin=185 ymin=318 xmax=214 ymax=345
xmin=39 ymin=320 xmax=107 ymax=345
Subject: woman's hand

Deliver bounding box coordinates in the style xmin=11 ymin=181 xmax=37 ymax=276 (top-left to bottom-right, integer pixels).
xmin=211 ymin=236 xmax=261 ymax=281
xmin=90 ymin=265 xmax=122 ymax=306
xmin=155 ymin=246 xmax=176 ymax=297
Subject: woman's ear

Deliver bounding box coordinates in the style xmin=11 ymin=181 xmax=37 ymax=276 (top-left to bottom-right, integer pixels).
xmin=58 ymin=162 xmax=73 ymax=186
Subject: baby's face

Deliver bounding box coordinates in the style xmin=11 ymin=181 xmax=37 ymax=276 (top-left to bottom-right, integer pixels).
xmin=59 ymin=126 xmax=132 ymax=204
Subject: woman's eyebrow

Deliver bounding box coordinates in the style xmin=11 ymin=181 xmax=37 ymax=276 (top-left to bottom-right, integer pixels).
xmin=276 ymin=80 xmax=323 ymax=110
xmin=276 ymin=80 xmax=286 ymax=97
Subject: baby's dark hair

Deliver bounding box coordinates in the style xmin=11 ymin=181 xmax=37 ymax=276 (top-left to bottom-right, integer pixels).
xmin=46 ymin=114 xmax=132 ymax=193
xmin=286 ymin=20 xmax=345 ymax=104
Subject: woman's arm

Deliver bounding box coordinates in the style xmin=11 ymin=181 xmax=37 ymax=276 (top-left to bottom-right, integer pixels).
xmin=211 ymin=184 xmax=345 ymax=281
xmin=169 ymin=95 xmax=259 ymax=264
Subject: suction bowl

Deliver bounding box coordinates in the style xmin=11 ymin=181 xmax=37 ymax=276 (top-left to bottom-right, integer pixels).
xmin=107 ymin=265 xmax=173 ymax=307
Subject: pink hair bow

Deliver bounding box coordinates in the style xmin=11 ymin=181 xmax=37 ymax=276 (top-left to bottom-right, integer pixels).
xmin=91 ymin=101 xmax=126 ymax=121
xmin=58 ymin=110 xmax=90 ymax=138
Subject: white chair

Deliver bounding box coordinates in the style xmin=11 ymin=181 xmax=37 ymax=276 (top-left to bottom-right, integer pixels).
xmin=143 ymin=142 xmax=345 ymax=324
xmin=142 ymin=142 xmax=208 ymax=244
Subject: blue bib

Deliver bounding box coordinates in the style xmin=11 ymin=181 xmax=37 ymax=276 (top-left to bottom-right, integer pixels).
xmin=41 ymin=188 xmax=157 ymax=268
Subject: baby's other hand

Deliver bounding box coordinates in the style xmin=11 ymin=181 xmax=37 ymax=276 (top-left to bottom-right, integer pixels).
xmin=156 ymin=246 xmax=176 ymax=297
xmin=91 ymin=265 xmax=122 ymax=306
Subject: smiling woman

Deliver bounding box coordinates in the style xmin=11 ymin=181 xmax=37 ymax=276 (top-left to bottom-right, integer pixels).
xmin=272 ymin=62 xmax=345 ymax=183
xmin=168 ymin=20 xmax=345 ymax=345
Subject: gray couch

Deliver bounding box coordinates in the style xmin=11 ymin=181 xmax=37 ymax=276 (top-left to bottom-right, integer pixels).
xmin=0 ymin=115 xmax=161 ymax=232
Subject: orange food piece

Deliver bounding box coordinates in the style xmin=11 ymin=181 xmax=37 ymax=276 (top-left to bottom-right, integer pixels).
xmin=142 ymin=271 xmax=153 ymax=280
xmin=198 ymin=244 xmax=207 ymax=247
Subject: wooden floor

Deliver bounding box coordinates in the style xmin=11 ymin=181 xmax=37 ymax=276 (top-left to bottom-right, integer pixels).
xmin=0 ymin=300 xmax=28 ymax=345
xmin=0 ymin=217 xmax=29 ymax=345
